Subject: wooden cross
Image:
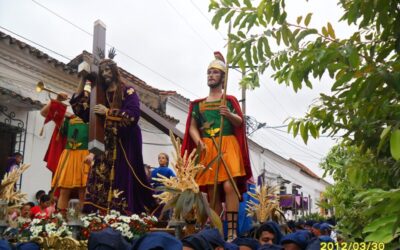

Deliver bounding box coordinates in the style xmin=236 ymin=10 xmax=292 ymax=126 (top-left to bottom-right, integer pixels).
xmin=88 ymin=20 xmax=106 ymax=154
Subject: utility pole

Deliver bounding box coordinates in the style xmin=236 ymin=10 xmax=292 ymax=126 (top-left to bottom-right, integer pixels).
xmin=241 ymin=70 xmax=246 ymax=116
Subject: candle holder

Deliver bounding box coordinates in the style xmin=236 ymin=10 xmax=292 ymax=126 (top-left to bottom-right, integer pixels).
xmin=67 ymin=199 xmax=82 ymax=240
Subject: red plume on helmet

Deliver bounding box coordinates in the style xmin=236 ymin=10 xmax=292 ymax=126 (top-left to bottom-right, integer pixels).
xmin=214 ymin=51 xmax=225 ymax=63
xmin=208 ymin=51 xmax=227 ymax=73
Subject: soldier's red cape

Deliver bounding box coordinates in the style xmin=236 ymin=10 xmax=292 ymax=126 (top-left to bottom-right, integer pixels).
xmin=43 ymin=100 xmax=67 ymax=174
xmin=181 ymin=95 xmax=252 ymax=200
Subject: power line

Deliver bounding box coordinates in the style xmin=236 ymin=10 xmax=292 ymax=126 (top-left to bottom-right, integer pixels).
xmin=189 ymin=0 xmax=225 ymax=39
xmin=110 ymin=47 xmax=199 ymax=98
xmin=269 ymin=127 xmax=342 ymax=139
xmin=31 ymin=0 xmax=92 ymax=36
xmin=165 ymin=0 xmax=214 ymax=51
xmin=252 ymin=91 xmax=284 ymax=122
xmin=262 ymin=82 xmax=291 ymax=118
xmin=30 ymin=0 xmax=200 ymax=98
xmin=253 ymin=131 xmax=324 ymax=164
xmin=0 ymin=25 xmax=72 ymax=61
xmin=266 ymin=124 xmax=288 ymax=129
xmin=252 ymin=131 xmax=292 ymax=157
xmin=251 ymin=129 xmax=322 ymax=160
xmin=266 ymin=129 xmax=324 ymax=158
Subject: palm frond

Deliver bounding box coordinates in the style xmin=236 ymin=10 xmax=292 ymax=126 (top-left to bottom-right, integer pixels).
xmin=246 ymin=184 xmax=286 ymax=224
xmin=0 ymin=164 xmax=30 ymax=204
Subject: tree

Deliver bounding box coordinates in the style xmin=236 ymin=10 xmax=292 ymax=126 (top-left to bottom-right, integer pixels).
xmin=209 ymin=0 xmax=400 ymax=244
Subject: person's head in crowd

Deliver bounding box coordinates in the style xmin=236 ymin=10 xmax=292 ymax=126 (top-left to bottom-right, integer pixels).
xmin=35 ymin=190 xmax=46 ymax=204
xmin=13 ymin=152 xmax=23 ymax=165
xmin=6 ymin=152 xmax=23 ymax=173
xmin=47 ymin=189 xmax=58 ymax=205
xmin=306 ymin=234 xmax=334 ymax=250
xmin=232 ymin=237 xmax=260 ymax=250
xmin=224 ymin=242 xmax=239 ymax=250
xmin=258 ymin=243 xmax=284 ymax=250
xmin=326 ymin=217 xmax=336 ymax=226
xmin=21 ymin=203 xmax=33 ymax=218
xmin=319 ymin=235 xmax=334 ymax=242
xmin=311 ymin=223 xmax=321 ymax=237
xmin=319 ymin=223 xmax=331 ymax=236
xmin=132 ymin=232 xmax=183 ymax=250
xmin=26 ymin=202 xmax=35 ymax=208
xmin=304 ymin=220 xmax=315 ymax=232
xmin=38 ymin=194 xmax=51 ymax=209
xmin=295 ymin=220 xmax=305 ymax=230
xmin=279 ymin=223 xmax=292 ymax=235
xmin=280 ymin=231 xmax=308 ymax=250
xmin=238 ymin=225 xmax=257 ymax=239
xmin=158 ymin=153 xmax=169 ymax=167
xmin=182 ymin=228 xmax=225 ymax=250
xmin=88 ymin=227 xmax=131 ymax=250
xmin=256 ymin=221 xmax=283 ymax=245
xmin=286 ymin=220 xmax=296 ymax=232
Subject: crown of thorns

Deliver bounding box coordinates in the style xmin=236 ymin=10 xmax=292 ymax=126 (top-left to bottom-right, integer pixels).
xmin=97 ymin=47 xmax=117 ymax=60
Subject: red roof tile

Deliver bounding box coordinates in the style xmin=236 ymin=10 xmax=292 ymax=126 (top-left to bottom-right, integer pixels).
xmin=288 ymin=158 xmax=321 ymax=180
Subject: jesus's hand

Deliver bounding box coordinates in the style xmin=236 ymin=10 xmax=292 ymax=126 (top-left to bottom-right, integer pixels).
xmin=93 ymin=104 xmax=109 ymax=116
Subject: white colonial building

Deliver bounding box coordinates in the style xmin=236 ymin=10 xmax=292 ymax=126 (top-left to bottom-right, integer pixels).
xmin=0 ymin=29 xmax=329 ymax=216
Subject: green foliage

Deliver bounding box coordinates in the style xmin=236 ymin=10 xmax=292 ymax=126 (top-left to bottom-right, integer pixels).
xmin=209 ymin=0 xmax=400 ymax=243
xmin=297 ymin=212 xmax=326 ymax=223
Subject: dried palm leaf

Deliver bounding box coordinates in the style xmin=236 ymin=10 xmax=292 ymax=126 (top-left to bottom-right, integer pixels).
xmin=152 ymin=131 xmax=222 ymax=231
xmin=246 ymin=184 xmax=286 ymax=224
xmin=0 ymin=164 xmax=30 ymax=204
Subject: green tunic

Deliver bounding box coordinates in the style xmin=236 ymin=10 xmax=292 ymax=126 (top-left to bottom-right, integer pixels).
xmin=192 ymin=99 xmax=236 ymax=138
xmin=61 ymin=117 xmax=88 ymax=150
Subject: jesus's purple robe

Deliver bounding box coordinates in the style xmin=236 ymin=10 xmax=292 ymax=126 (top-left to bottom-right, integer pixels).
xmin=71 ymin=85 xmax=156 ymax=215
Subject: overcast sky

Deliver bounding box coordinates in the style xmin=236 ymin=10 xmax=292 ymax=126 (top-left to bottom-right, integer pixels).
xmin=0 ymin=0 xmax=353 ymax=180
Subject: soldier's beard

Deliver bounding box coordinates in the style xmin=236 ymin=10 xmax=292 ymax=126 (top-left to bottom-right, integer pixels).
xmin=208 ymin=80 xmax=223 ymax=89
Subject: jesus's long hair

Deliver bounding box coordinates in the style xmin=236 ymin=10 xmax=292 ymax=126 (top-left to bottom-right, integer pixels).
xmin=98 ymin=59 xmax=124 ymax=109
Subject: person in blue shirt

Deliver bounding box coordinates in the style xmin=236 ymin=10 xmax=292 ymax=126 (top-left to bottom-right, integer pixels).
xmin=150 ymin=153 xmax=175 ymax=220
xmin=151 ymin=153 xmax=175 ymax=189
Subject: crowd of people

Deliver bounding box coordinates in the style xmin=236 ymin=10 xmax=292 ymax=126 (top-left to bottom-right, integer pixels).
xmin=87 ymin=219 xmax=339 ymax=249
xmin=1 ymin=51 xmax=342 ymax=249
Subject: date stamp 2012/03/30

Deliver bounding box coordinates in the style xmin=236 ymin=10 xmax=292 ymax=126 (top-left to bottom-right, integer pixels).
xmin=321 ymin=242 xmax=385 ymax=250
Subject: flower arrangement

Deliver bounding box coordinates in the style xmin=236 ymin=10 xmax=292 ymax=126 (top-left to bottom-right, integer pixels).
xmin=152 ymin=131 xmax=222 ymax=231
xmin=3 ymin=214 xmax=72 ymax=242
xmin=246 ymin=184 xmax=286 ymax=224
xmin=15 ymin=216 xmax=31 ymax=239
xmin=80 ymin=210 xmax=157 ymax=240
xmin=29 ymin=213 xmax=72 ymax=238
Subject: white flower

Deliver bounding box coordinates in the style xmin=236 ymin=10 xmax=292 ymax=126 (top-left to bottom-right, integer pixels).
xmin=54 ymin=213 xmax=64 ymax=220
xmin=110 ymin=210 xmax=121 ymax=216
xmin=83 ymin=220 xmax=90 ymax=228
xmin=125 ymin=232 xmax=133 ymax=239
xmin=45 ymin=223 xmax=56 ymax=232
xmin=110 ymin=223 xmax=118 ymax=228
xmin=31 ymin=218 xmax=41 ymax=225
xmin=120 ymin=216 xmax=130 ymax=223
xmin=131 ymin=214 xmax=139 ymax=220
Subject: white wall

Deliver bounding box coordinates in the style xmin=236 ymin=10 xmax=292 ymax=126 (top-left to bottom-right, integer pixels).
xmin=21 ymin=110 xmax=53 ymax=201
xmin=139 ymin=118 xmax=174 ymax=169
xmin=165 ymin=96 xmax=188 ymax=133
